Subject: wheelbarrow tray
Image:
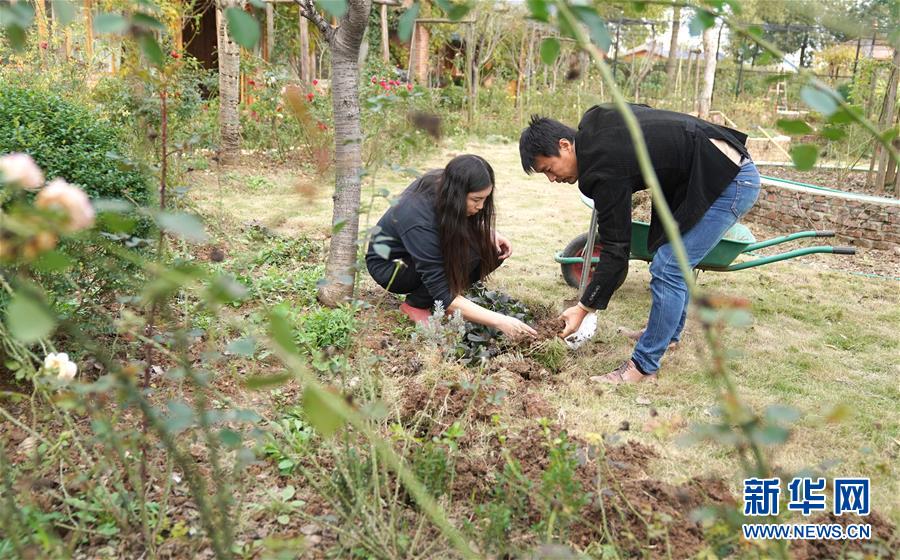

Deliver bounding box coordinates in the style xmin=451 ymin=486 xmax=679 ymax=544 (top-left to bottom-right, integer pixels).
xmin=629 ymin=220 xmax=757 ymax=269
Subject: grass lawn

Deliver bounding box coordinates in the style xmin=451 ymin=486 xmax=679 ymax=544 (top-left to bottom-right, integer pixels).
xmin=188 ymin=138 xmax=900 ymax=546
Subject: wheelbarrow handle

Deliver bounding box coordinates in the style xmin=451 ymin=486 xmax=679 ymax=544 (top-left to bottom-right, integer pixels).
xmin=832 ymin=247 xmax=856 ymax=255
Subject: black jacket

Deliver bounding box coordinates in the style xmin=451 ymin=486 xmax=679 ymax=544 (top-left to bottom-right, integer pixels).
xmin=575 ymin=103 xmax=750 ymax=310
xmin=365 ymin=177 xmax=455 ymax=308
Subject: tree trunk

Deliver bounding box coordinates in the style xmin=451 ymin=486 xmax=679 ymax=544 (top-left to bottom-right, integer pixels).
xmin=217 ymin=0 xmax=241 ymax=166
xmin=302 ymin=0 xmax=371 ymax=306
xmin=874 ymin=47 xmax=900 ymax=192
xmin=698 ymin=25 xmax=717 ymax=119
xmin=380 ymin=3 xmax=389 ymax=62
xmin=299 ymin=14 xmax=310 ymax=82
xmin=664 ymin=6 xmax=681 ymax=85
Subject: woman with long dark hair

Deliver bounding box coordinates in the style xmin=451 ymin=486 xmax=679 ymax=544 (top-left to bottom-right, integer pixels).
xmin=366 ymin=154 xmax=537 ymax=339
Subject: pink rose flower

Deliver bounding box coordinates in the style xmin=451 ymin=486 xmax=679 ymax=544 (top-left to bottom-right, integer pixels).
xmin=0 ymin=153 xmax=44 ymax=190
xmin=35 ymin=179 xmax=95 ymax=232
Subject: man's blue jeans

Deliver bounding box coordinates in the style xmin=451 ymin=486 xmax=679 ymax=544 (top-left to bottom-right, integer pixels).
xmin=632 ymin=161 xmax=761 ymax=374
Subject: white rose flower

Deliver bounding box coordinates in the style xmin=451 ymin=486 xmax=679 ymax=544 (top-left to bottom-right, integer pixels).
xmin=44 ymin=352 xmax=78 ymax=383
xmin=34 ymin=179 xmax=95 ymax=232
xmin=0 ymin=153 xmax=44 ymax=190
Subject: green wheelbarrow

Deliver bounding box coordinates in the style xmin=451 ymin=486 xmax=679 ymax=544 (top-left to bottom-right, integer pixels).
xmin=555 ymin=193 xmax=856 ymax=290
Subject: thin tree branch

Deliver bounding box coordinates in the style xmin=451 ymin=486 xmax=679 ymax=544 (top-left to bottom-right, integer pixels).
xmin=294 ymin=0 xmax=335 ymax=43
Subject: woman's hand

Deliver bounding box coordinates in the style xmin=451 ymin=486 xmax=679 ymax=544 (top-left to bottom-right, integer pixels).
xmin=559 ymin=305 xmax=589 ymax=338
xmin=494 ymin=232 xmax=512 ymax=260
xmin=495 ymin=315 xmax=537 ymax=339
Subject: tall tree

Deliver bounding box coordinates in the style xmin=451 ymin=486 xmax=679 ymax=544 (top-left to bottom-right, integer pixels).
xmin=698 ymin=24 xmax=717 ymax=118
xmin=664 ymin=6 xmax=681 ymax=85
xmin=217 ymin=0 xmax=242 ymax=165
xmin=296 ymin=0 xmax=372 ymax=306
xmin=874 ymin=46 xmax=900 ymax=192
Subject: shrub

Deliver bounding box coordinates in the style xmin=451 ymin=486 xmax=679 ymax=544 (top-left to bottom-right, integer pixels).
xmin=0 ymin=85 xmax=151 ymax=204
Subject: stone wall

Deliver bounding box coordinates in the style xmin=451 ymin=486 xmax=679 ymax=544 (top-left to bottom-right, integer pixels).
xmin=745 ymin=179 xmax=900 ymax=250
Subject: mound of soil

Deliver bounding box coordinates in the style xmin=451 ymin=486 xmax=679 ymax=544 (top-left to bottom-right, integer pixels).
xmin=494 ymin=425 xmax=739 ymax=558
xmin=532 ymin=317 xmax=564 ymax=342
xmin=501 ymin=358 xmax=549 ymax=381
xmin=399 ymin=381 xmax=497 ymax=437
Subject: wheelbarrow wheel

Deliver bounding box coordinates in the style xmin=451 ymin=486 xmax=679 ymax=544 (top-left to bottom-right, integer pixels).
xmin=560 ymin=232 xmax=603 ymax=289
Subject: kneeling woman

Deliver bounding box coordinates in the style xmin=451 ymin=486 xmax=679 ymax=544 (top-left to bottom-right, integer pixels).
xmin=366 ymin=154 xmax=537 ymax=339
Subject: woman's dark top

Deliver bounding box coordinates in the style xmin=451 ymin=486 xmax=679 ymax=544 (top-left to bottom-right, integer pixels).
xmin=365 ymin=177 xmax=454 ymax=308
xmin=575 ymin=103 xmax=751 ymax=310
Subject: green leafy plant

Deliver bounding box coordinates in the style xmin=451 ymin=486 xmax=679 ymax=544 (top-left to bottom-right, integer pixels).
xmin=0 ymin=85 xmax=151 ymax=204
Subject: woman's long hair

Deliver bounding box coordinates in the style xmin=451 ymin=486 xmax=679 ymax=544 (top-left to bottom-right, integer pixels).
xmin=410 ymin=154 xmax=499 ymax=297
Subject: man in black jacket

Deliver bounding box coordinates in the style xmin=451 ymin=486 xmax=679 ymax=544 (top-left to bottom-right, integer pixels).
xmin=519 ymin=104 xmax=760 ymax=384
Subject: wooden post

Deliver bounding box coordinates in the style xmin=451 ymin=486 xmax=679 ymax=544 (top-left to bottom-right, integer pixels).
xmin=34 ymin=0 xmax=49 ymax=60
xmin=465 ymin=21 xmax=474 ymax=123
xmin=407 ymin=21 xmax=416 ymax=82
xmin=265 ymin=2 xmax=274 ymax=62
xmin=84 ymin=0 xmax=93 ymax=64
xmin=380 ymin=3 xmax=389 ymax=62
xmin=299 ymin=10 xmax=310 ymax=82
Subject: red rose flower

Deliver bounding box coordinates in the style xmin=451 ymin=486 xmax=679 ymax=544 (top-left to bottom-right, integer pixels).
xmin=312 ymin=79 xmax=318 ymax=86
xmin=306 ymin=93 xmax=314 ymax=102
xmin=170 ymin=50 xmax=181 ymax=59
xmin=406 ymin=83 xmax=413 ymax=92
xmin=371 ymin=76 xmax=377 ymax=83
xmin=39 ymin=41 xmax=48 ymax=50
xmin=379 ymin=80 xmax=387 ymax=88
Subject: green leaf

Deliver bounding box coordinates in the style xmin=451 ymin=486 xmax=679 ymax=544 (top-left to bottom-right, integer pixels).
xmin=525 ymin=0 xmax=549 ymax=22
xmin=398 ymin=3 xmax=419 ymax=43
xmin=332 ymin=219 xmax=347 ymax=235
xmin=164 ymin=401 xmax=194 ymax=434
xmin=244 ymin=372 xmax=293 ymax=390
xmin=137 ymin=33 xmax=164 ymax=66
xmin=226 ymin=337 xmax=256 ymax=357
xmin=372 ymin=242 xmax=390 ymax=260
xmin=881 ymin=126 xmax=899 ymax=143
xmin=315 ymin=0 xmax=348 ymax=19
xmin=688 ymin=10 xmax=715 ymax=36
xmin=790 ymin=144 xmax=819 ymax=171
xmin=755 ymin=51 xmax=775 ymax=66
xmin=5 ymin=292 xmax=55 ymax=343
xmin=764 ymin=404 xmax=801 ymax=424
xmin=93 ymin=12 xmax=129 ymax=34
xmin=434 ymin=0 xmax=471 ymax=21
xmin=540 ymin=37 xmax=561 ymax=65
xmin=571 ymin=6 xmax=610 ymax=51
xmin=218 ymin=428 xmax=242 ymax=448
xmin=800 ymin=85 xmax=838 ymax=116
xmin=268 ymin=311 xmax=299 ymax=354
xmin=51 ymin=1 xmax=76 ymax=26
xmin=754 ymin=425 xmax=790 ymax=445
xmin=94 ymin=199 xmax=134 ymax=213
xmin=131 ymin=12 xmax=166 ymax=31
xmin=776 ymin=119 xmax=812 ymax=135
xmin=819 ymin=126 xmax=846 ymax=141
xmin=4 ymin=24 xmax=26 ymax=51
xmin=156 ymin=212 xmax=208 ymax=242
xmin=33 ymin=250 xmax=74 ymax=273
xmin=303 ymin=387 xmax=345 ymax=438
xmin=226 ymin=7 xmax=260 ymax=49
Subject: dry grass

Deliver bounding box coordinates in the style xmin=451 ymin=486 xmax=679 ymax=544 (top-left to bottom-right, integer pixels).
xmin=188 ymin=141 xmax=900 ymax=527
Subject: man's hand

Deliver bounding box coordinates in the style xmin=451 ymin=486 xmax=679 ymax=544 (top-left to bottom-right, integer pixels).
xmin=559 ymin=305 xmax=589 ymax=338
xmin=494 ymin=232 xmax=512 ymax=260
